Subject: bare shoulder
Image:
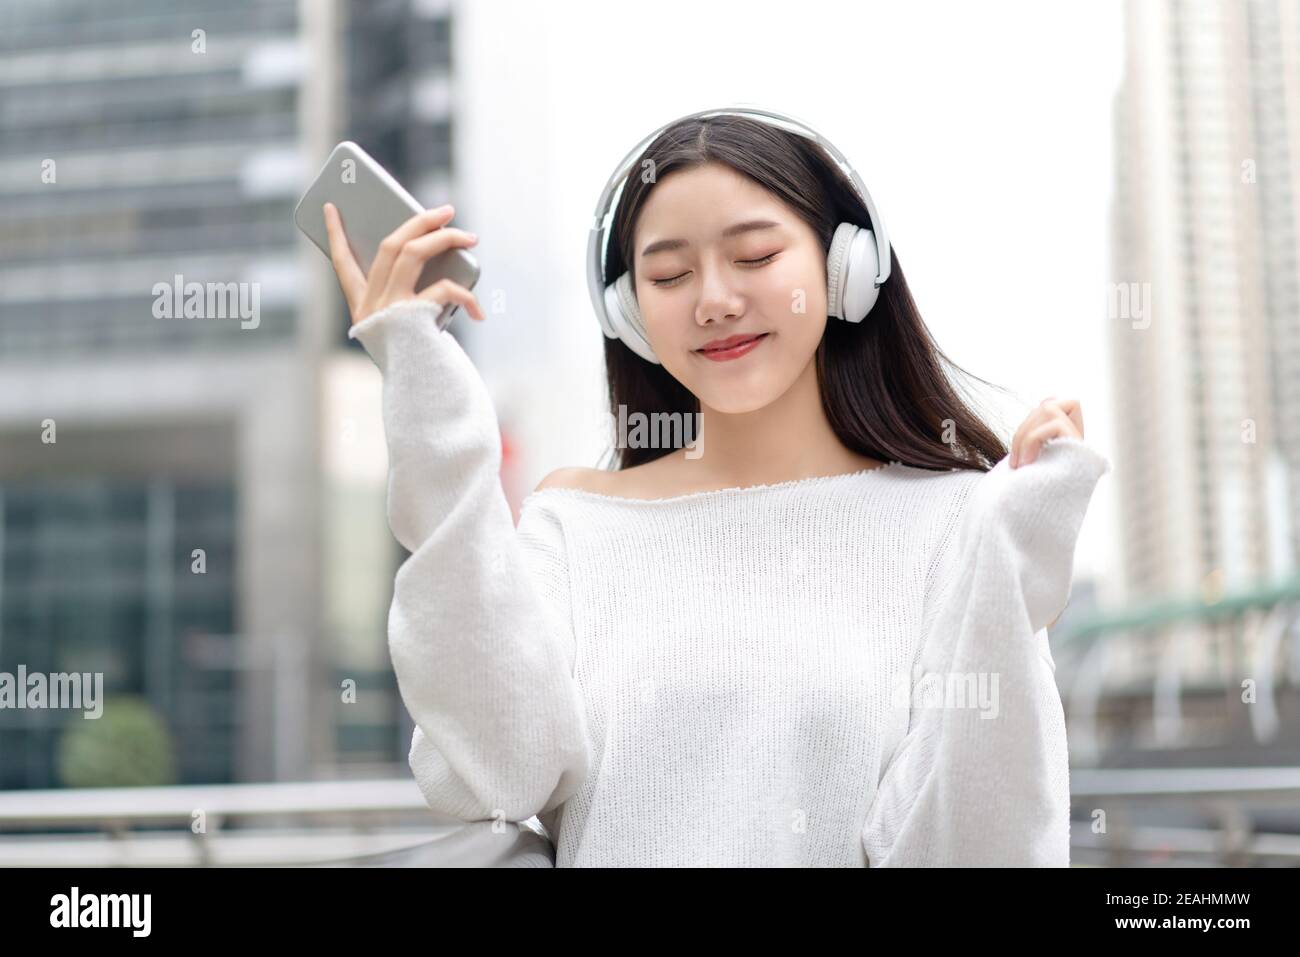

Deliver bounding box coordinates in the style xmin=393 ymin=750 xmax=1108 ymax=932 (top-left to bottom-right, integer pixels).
xmin=533 ymin=456 xmax=680 ymax=499
xmin=534 ymin=466 xmax=612 ymax=495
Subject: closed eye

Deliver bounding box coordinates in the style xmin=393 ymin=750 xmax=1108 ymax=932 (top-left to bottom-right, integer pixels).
xmin=649 ymin=252 xmax=781 ymax=288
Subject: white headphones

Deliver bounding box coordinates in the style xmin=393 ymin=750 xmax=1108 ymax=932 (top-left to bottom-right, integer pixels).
xmin=586 ymin=104 xmax=892 ymax=365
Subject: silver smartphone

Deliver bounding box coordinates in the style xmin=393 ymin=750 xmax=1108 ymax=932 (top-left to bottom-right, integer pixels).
xmin=294 ymin=140 xmax=480 ymax=331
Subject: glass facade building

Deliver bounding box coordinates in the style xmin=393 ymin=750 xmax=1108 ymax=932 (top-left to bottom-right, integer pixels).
xmin=0 ymin=0 xmax=461 ymax=789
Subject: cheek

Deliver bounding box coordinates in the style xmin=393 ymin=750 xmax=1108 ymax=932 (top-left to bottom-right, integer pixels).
xmin=638 ymin=293 xmax=686 ymax=346
xmin=633 ymin=280 xmax=669 ymax=322
xmin=757 ymin=254 xmax=827 ymax=328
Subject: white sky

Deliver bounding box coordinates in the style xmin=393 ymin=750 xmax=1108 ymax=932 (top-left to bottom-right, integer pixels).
xmin=452 ymin=0 xmax=1126 ymax=590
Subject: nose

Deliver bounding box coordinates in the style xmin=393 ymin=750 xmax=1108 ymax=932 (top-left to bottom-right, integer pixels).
xmin=694 ymin=259 xmax=746 ymax=325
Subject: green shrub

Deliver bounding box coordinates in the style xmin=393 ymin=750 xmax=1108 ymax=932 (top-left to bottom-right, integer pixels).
xmin=57 ymin=695 xmax=178 ymax=788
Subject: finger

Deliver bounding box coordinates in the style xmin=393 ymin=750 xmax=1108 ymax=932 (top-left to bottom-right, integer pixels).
xmin=323 ymin=203 xmax=366 ymax=309
xmin=417 ymin=278 xmax=486 ymax=322
xmin=1041 ymin=398 xmax=1084 ymax=441
xmin=368 ymin=204 xmax=456 ymax=292
xmin=1009 ymin=405 xmax=1047 ymax=468
xmin=384 ymin=226 xmax=479 ymax=299
xmin=1019 ymin=420 xmax=1072 ymax=466
xmin=1053 ymin=397 xmax=1084 ymax=438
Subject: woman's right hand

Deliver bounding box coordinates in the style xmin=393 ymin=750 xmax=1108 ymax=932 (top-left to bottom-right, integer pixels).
xmin=323 ymin=201 xmax=486 ymax=327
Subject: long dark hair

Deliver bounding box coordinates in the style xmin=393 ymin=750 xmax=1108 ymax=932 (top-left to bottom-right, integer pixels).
xmin=600 ymin=113 xmax=1010 ymax=473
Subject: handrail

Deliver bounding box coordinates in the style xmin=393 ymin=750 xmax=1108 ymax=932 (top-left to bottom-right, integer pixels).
xmin=0 ymin=778 xmax=555 ymax=867
xmin=1054 ymin=573 xmax=1300 ymax=649
xmin=5 ymin=771 xmax=1292 ymax=866
xmin=1069 ymin=766 xmax=1300 ymax=866
xmin=0 ymin=778 xmax=431 ymax=828
xmin=1070 ymin=766 xmax=1300 ymax=800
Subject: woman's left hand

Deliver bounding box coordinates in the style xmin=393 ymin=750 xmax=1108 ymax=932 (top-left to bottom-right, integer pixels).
xmin=1009 ymin=397 xmax=1085 ymax=469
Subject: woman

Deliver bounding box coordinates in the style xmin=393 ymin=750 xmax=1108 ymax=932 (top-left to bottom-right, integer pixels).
xmin=323 ymin=110 xmax=1110 ymax=867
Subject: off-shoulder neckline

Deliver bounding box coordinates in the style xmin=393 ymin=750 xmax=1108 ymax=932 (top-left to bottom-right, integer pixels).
xmin=520 ymin=459 xmax=978 ymax=509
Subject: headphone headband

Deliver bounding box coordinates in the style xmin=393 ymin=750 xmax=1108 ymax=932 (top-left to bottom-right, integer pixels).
xmin=586 ymin=103 xmax=892 ymax=344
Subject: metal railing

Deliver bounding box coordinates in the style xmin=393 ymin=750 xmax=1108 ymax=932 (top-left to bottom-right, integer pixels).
xmin=6 ymin=769 xmax=1295 ymax=867
xmin=1070 ymin=766 xmax=1300 ymax=866
xmin=0 ymin=778 xmax=553 ymax=867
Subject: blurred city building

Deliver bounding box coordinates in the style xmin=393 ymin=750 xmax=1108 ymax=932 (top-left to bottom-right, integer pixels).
xmin=0 ymin=0 xmax=465 ymax=789
xmin=1070 ymin=0 xmax=1300 ymax=798
xmin=1108 ymin=0 xmax=1300 ymax=602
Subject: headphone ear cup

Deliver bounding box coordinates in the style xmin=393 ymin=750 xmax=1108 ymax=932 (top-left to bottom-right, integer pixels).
xmin=602 ymin=272 xmax=631 ymax=337
xmin=603 ymin=272 xmax=661 ymax=364
xmin=825 ymin=222 xmax=858 ymax=321
xmin=841 ymin=227 xmax=882 ymax=323
xmin=825 ymin=222 xmax=883 ymax=323
xmin=613 ymin=270 xmax=642 ymax=332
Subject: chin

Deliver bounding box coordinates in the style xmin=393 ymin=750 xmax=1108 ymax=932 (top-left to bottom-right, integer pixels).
xmin=695 ymin=387 xmax=780 ymax=416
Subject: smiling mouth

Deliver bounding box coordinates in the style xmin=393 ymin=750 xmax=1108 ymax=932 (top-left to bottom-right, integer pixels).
xmin=696 ymin=333 xmax=770 ymax=354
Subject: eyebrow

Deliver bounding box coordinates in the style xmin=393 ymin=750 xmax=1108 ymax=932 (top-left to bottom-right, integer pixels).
xmin=640 ymin=219 xmax=782 ymax=258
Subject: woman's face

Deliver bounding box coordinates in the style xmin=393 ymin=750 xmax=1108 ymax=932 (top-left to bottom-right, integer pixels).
xmin=631 ymin=162 xmax=828 ymax=414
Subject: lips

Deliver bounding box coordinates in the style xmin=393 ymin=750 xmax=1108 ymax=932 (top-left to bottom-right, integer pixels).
xmin=695 ymin=332 xmax=770 ymax=362
xmin=697 ymin=333 xmax=768 ymax=353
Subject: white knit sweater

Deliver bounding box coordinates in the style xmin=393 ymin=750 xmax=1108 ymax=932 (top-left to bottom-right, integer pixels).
xmin=349 ymin=299 xmax=1111 ymax=867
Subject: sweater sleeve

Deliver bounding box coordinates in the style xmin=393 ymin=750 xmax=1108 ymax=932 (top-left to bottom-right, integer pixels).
xmin=861 ymin=436 xmax=1111 ymax=866
xmin=347 ymin=298 xmax=591 ymax=824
